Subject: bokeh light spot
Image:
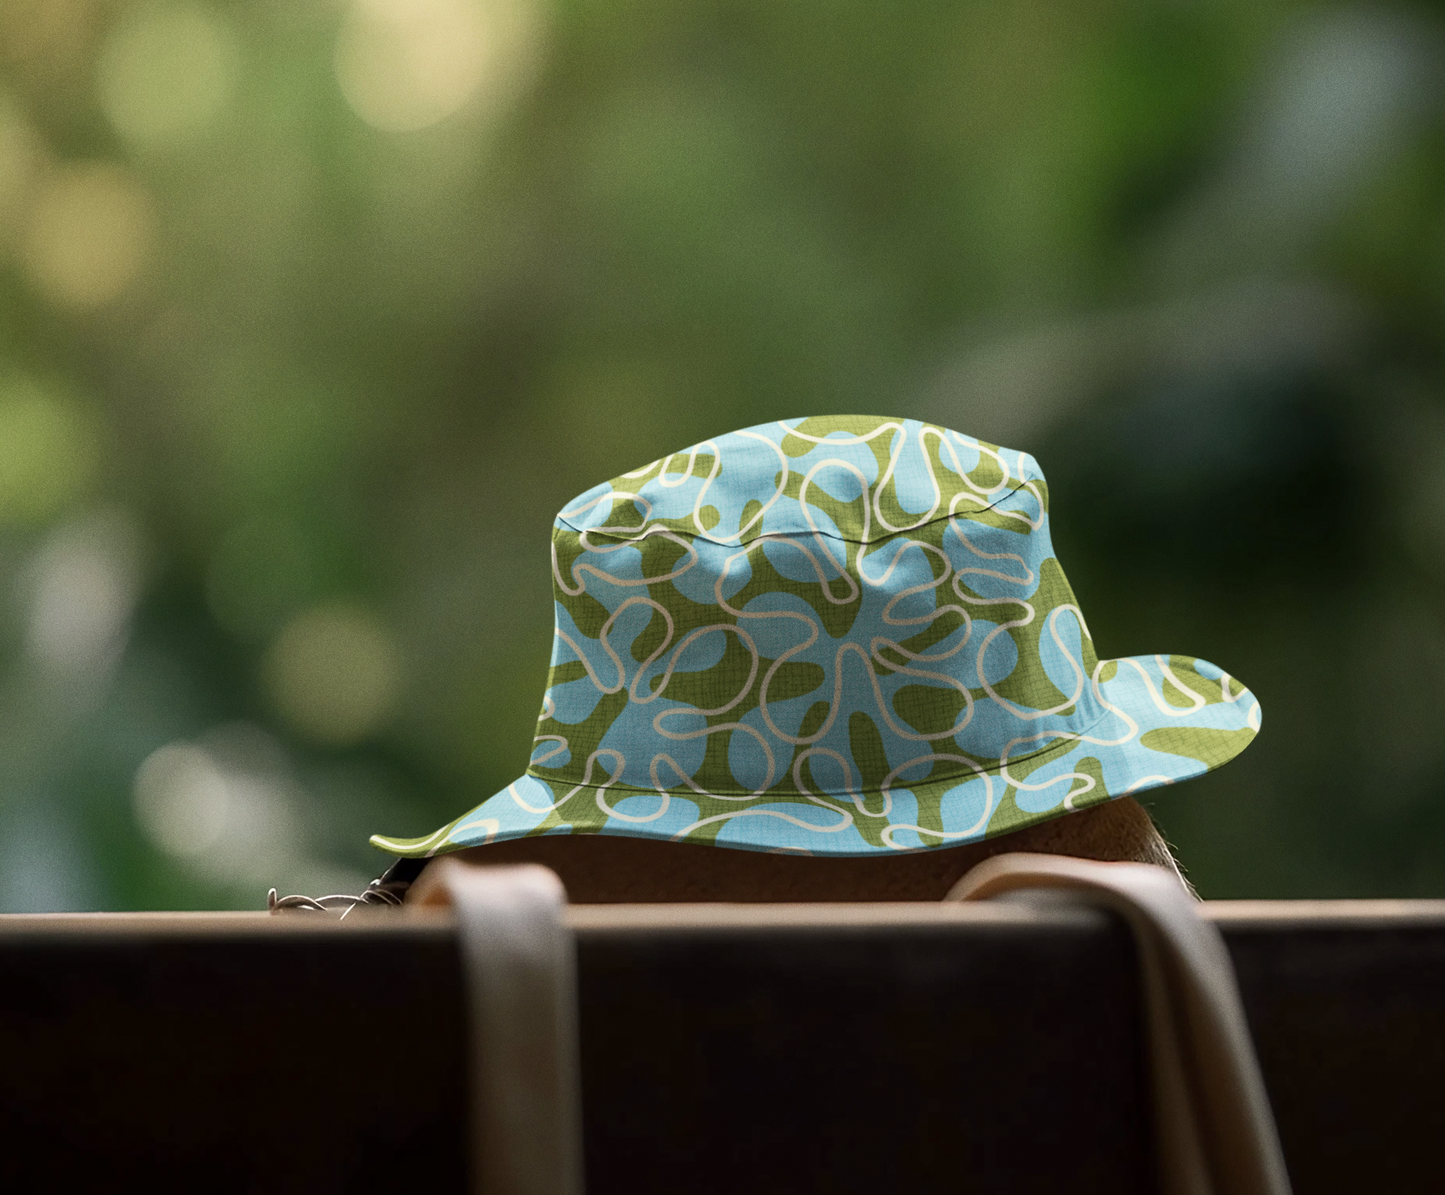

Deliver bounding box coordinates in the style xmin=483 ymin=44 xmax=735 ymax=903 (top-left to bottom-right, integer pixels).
xmin=24 ymin=510 xmax=144 ymax=678
xmin=334 ymin=0 xmax=543 ymax=133
xmin=133 ymin=743 xmax=231 ymax=858
xmin=20 ymin=161 xmax=154 ymax=308
xmin=0 ymin=376 xmax=99 ymax=525
xmin=130 ymin=725 xmax=369 ymax=896
xmin=96 ymin=0 xmax=239 ymax=150
xmin=262 ymin=602 xmax=401 ymax=745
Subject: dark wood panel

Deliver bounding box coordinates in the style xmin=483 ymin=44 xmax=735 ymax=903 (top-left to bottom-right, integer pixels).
xmin=576 ymin=918 xmax=1152 ymax=1195
xmin=0 ymin=926 xmax=468 ymax=1194
xmin=1222 ymin=919 xmax=1445 ymax=1195
xmin=1 ymin=904 xmax=1442 ymax=1194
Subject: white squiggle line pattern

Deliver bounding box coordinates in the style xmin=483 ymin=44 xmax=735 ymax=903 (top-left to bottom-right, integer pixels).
xmin=531 ymin=736 xmax=568 ymax=767
xmin=451 ymin=815 xmax=500 ymax=843
xmin=551 ymin=527 xmax=700 ymax=596
xmin=493 ymin=419 xmax=1258 ymax=852
xmin=694 ymin=431 xmax=789 ymax=542
xmin=373 ymin=825 xmax=452 ymax=855
xmin=879 ymin=753 xmax=996 ymax=848
xmin=512 ymin=749 xmax=625 ymax=815
xmin=1124 ymin=655 xmax=1207 ymax=717
xmin=778 ymin=419 xmax=902 ymax=446
xmin=714 ymin=543 xmax=977 ymax=746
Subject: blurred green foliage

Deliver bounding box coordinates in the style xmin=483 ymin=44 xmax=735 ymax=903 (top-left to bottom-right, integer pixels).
xmin=1 ymin=0 xmax=1444 ymax=907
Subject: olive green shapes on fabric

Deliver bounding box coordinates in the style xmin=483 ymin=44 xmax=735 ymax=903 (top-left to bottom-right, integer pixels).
xmin=1141 ymin=727 xmax=1257 ymax=769
xmin=372 ymin=416 xmax=1262 ymax=860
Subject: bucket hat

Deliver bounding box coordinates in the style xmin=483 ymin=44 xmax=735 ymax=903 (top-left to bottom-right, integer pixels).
xmin=372 ymin=415 xmax=1260 ymax=860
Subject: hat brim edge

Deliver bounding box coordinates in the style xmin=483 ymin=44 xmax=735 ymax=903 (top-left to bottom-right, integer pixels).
xmin=370 ymin=654 xmax=1260 ymax=859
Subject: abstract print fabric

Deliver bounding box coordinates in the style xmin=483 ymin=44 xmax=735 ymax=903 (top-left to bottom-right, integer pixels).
xmin=373 ymin=416 xmax=1260 ymax=858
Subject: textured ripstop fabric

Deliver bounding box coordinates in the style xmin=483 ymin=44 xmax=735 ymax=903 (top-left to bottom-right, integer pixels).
xmin=374 ymin=415 xmax=1262 ymax=859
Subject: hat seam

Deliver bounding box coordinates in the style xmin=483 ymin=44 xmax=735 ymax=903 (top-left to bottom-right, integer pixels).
xmin=553 ymin=485 xmax=1034 ymax=552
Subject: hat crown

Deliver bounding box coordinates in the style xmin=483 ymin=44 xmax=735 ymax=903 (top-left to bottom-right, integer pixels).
xmin=537 ymin=416 xmax=1106 ymax=847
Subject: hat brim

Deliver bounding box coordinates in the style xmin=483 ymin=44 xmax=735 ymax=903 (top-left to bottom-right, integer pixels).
xmin=371 ymin=653 xmax=1259 ymax=859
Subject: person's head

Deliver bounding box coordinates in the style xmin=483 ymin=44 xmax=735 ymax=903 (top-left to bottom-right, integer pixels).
xmin=374 ymin=417 xmax=1258 ymax=903
xmin=432 ymin=794 xmax=1182 ymax=902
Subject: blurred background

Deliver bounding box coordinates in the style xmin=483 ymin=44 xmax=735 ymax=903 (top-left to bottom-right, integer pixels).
xmin=1 ymin=0 xmax=1443 ymax=909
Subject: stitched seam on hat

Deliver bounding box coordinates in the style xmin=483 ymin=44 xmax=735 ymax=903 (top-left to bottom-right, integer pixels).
xmin=553 ymin=484 xmax=1037 ymax=549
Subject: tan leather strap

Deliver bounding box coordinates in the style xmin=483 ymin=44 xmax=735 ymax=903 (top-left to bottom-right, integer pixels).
xmin=412 ymin=860 xmax=585 ymax=1195
xmin=948 ymin=853 xmax=1291 ymax=1195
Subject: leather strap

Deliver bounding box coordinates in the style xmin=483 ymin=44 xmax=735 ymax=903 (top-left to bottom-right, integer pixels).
xmin=948 ymin=853 xmax=1292 ymax=1195
xmin=412 ymin=860 xmax=585 ymax=1195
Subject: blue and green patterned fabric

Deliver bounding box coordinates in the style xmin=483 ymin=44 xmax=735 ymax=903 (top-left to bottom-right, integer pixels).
xmin=373 ymin=415 xmax=1260 ymax=858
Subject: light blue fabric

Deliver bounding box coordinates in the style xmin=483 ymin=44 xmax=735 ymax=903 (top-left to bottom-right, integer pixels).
xmin=374 ymin=416 xmax=1260 ymax=858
